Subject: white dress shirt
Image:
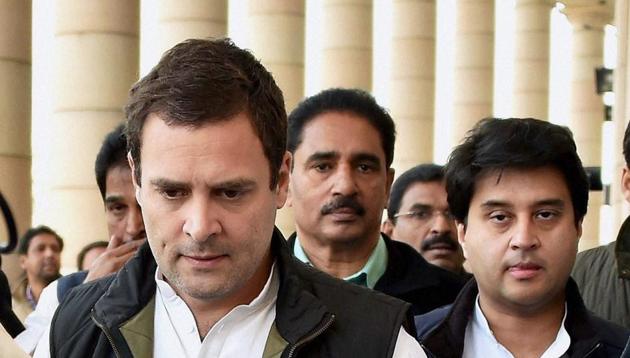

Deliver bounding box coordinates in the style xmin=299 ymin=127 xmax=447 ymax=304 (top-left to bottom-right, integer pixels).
xmin=463 ymin=295 xmax=570 ymax=358
xmin=33 ymin=262 xmax=425 ymax=357
xmin=154 ymin=262 xmax=425 ymax=358
xmin=16 ymin=279 xmax=60 ymax=355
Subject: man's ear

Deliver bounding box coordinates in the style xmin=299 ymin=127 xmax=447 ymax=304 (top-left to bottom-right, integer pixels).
xmin=382 ymin=219 xmax=394 ymax=237
xmin=128 ymin=152 xmax=142 ymax=206
xmin=622 ymin=166 xmax=630 ymax=204
xmin=456 ymin=222 xmax=468 ymax=259
xmin=19 ymin=255 xmax=27 ymax=270
xmin=275 ymin=152 xmax=292 ymax=209
xmin=384 ymin=168 xmax=395 ymax=209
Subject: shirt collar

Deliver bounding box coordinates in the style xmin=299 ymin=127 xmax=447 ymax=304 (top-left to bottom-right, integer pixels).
xmin=472 ymin=294 xmax=571 ymax=357
xmin=293 ymin=234 xmax=388 ymax=289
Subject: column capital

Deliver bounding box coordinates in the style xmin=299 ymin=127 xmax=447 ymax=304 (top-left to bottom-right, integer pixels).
xmin=561 ymin=1 xmax=614 ymax=30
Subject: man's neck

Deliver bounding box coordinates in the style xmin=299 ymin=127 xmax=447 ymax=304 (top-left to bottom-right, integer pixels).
xmin=26 ymin=276 xmax=46 ymax=303
xmin=173 ymin=252 xmax=274 ymax=338
xmin=478 ymin=291 xmax=566 ymax=358
xmin=297 ymin=231 xmax=380 ymax=279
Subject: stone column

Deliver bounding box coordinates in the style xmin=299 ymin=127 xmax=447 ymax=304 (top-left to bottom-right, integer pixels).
xmin=319 ymin=0 xmax=372 ymax=91
xmin=247 ymin=0 xmax=305 ymax=236
xmin=512 ymin=0 xmax=553 ymax=120
xmin=613 ymin=0 xmax=630 ymax=230
xmin=390 ymin=0 xmax=436 ymax=171
xmin=156 ymin=0 xmax=227 ymax=55
xmin=450 ymin=0 xmax=494 ymax=147
xmin=564 ymin=3 xmax=612 ymax=250
xmin=35 ymin=0 xmax=139 ymax=269
xmin=0 ymin=0 xmax=31 ymax=283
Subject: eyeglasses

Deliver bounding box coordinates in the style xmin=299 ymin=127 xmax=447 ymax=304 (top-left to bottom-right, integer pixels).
xmin=394 ymin=209 xmax=454 ymax=221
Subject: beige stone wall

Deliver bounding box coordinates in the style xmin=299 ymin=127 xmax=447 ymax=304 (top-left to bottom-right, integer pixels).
xmin=320 ymin=0 xmax=373 ymax=91
xmin=451 ymin=0 xmax=494 ymax=148
xmin=512 ymin=0 xmax=553 ymax=120
xmin=156 ymin=0 xmax=227 ymax=54
xmin=0 ymin=0 xmax=31 ymax=283
xmin=246 ymin=0 xmax=305 ymax=236
xmin=390 ymin=0 xmax=436 ymax=172
xmin=34 ymin=0 xmax=140 ymax=270
xmin=613 ymin=0 xmax=630 ymax=233
xmin=564 ymin=3 xmax=611 ymax=250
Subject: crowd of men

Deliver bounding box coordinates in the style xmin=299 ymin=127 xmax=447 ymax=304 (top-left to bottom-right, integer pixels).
xmin=0 ymin=37 xmax=629 ymax=357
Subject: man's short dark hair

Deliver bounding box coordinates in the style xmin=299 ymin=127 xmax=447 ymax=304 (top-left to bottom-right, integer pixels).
xmin=17 ymin=226 xmax=64 ymax=255
xmin=287 ymin=88 xmax=396 ymax=168
xmin=445 ymin=118 xmax=589 ymax=226
xmin=623 ymin=120 xmax=630 ymax=166
xmin=387 ymin=164 xmax=444 ymax=223
xmin=125 ymin=38 xmax=287 ymax=189
xmin=76 ymin=241 xmax=108 ymax=271
xmin=95 ymin=124 xmax=128 ymax=200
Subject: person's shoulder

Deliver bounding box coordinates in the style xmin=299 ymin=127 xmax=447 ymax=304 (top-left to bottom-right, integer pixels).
xmin=55 ymin=274 xmax=115 ymax=318
xmin=291 ymin=255 xmax=408 ymax=309
xmin=572 ymin=242 xmax=615 ymax=278
xmin=414 ymin=305 xmax=452 ymax=340
xmin=588 ymin=313 xmax=630 ymax=350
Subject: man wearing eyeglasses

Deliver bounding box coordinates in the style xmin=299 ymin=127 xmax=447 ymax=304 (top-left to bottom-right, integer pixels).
xmin=383 ymin=164 xmax=467 ymax=275
xmin=286 ymin=89 xmax=466 ymax=316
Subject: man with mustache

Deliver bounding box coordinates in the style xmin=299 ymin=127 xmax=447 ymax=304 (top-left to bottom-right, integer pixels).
xmin=382 ymin=164 xmax=467 ymax=275
xmin=416 ymin=118 xmax=629 ymax=357
xmin=286 ymin=88 xmax=465 ymax=316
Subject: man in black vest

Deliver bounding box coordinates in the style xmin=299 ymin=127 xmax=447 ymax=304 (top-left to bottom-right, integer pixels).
xmin=286 ymin=88 xmax=465 ymax=316
xmin=43 ymin=39 xmax=423 ymax=357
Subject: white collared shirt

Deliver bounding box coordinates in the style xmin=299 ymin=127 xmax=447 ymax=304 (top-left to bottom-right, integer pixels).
xmin=155 ymin=261 xmax=425 ymax=358
xmin=154 ymin=263 xmax=279 ymax=358
xmin=463 ymin=295 xmax=571 ymax=358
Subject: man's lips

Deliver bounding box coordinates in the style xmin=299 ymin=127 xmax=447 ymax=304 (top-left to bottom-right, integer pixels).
xmin=507 ymin=262 xmax=543 ymax=280
xmin=182 ymin=254 xmax=227 ymax=269
xmin=327 ymin=207 xmax=360 ymax=221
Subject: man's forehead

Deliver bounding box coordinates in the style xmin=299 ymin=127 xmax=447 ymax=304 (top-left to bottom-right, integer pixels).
xmin=297 ymin=112 xmax=385 ymax=157
xmin=403 ymin=181 xmax=447 ymax=201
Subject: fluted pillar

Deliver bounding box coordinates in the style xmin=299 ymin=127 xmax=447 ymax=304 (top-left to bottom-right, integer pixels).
xmin=247 ymin=0 xmax=305 ymax=236
xmin=564 ymin=3 xmax=612 ymax=250
xmin=157 ymin=0 xmax=227 ymax=54
xmin=512 ymin=0 xmax=553 ymax=119
xmin=0 ymin=0 xmax=31 ymax=283
xmin=613 ymin=0 xmax=630 ymax=230
xmin=320 ymin=0 xmax=372 ymax=91
xmin=35 ymin=0 xmax=140 ymax=269
xmin=390 ymin=0 xmax=436 ymax=171
xmin=450 ymin=0 xmax=494 ymax=147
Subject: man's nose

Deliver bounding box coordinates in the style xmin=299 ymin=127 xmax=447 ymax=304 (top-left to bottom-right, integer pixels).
xmin=331 ymin=165 xmax=358 ymax=196
xmin=430 ymin=211 xmax=452 ymax=235
xmin=125 ymin=204 xmax=145 ymax=240
xmin=510 ymin=219 xmax=541 ymax=251
xmin=182 ymin=198 xmax=222 ymax=242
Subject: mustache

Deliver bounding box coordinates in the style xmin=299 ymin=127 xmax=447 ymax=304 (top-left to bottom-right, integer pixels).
xmin=320 ymin=196 xmax=366 ymax=216
xmin=421 ymin=233 xmax=458 ymax=252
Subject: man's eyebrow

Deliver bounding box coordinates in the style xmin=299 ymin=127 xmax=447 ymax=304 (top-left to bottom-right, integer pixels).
xmin=305 ymin=151 xmax=339 ymax=163
xmin=351 ymin=153 xmax=381 ymax=166
xmin=480 ymin=200 xmax=512 ymax=209
xmin=212 ymin=179 xmax=257 ymax=190
xmin=104 ymin=196 xmax=124 ymax=204
xmin=408 ymin=203 xmax=432 ymax=211
xmin=533 ymin=199 xmax=565 ymax=208
xmin=149 ymin=178 xmax=189 ymax=189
